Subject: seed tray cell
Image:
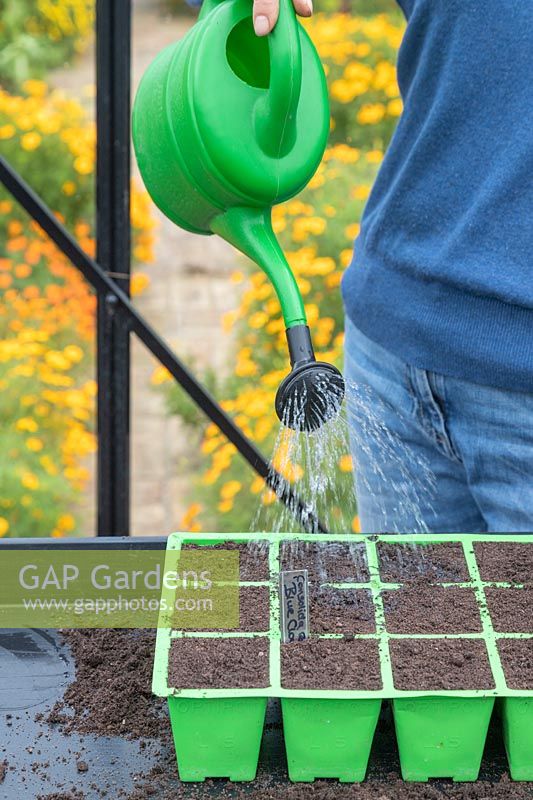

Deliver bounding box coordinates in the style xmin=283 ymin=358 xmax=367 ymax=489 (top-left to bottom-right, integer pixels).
xmin=153 ymin=533 xmax=533 ymax=784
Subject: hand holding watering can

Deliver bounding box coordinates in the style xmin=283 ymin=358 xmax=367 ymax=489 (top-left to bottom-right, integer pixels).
xmin=133 ymin=0 xmax=344 ymax=432
xmin=186 ymin=0 xmax=313 ymax=36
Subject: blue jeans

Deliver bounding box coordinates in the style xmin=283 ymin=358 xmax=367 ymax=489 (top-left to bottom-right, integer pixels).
xmin=344 ymin=317 xmax=533 ymax=533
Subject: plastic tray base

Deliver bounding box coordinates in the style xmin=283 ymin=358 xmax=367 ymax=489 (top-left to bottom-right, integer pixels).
xmin=281 ymin=697 xmax=382 ymax=782
xmin=502 ymin=697 xmax=533 ymax=781
xmin=393 ymin=697 xmax=496 ymax=782
xmin=168 ymin=696 xmax=268 ymax=782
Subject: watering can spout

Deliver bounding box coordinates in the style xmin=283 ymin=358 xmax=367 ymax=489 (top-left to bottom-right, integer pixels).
xmin=211 ymin=207 xmax=306 ymax=329
xmin=254 ymin=0 xmax=302 ymax=158
xmin=211 ymin=207 xmax=345 ymax=432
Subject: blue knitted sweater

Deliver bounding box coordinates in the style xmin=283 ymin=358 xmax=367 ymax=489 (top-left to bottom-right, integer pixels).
xmin=342 ymin=0 xmax=533 ymax=390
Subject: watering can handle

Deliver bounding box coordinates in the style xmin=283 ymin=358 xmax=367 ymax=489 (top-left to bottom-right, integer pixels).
xmin=199 ymin=0 xmax=302 ymax=156
xmin=254 ymin=0 xmax=302 ymax=157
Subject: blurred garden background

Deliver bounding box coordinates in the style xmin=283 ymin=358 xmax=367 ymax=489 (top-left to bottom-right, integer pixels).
xmin=0 ymin=0 xmax=404 ymax=538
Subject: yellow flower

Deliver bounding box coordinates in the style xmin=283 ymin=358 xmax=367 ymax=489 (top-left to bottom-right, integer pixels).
xmin=373 ymin=60 xmax=397 ymax=90
xmin=16 ymin=417 xmax=38 ymax=433
xmin=352 ymin=515 xmax=361 ymax=533
xmin=331 ymin=79 xmax=367 ymax=104
xmin=188 ymin=522 xmax=202 ymax=533
xmin=62 ymin=180 xmax=77 ymax=196
xmin=235 ymin=356 xmax=257 ymax=377
xmin=0 ymin=517 xmax=9 ymax=537
xmin=324 ymin=144 xmax=360 ymax=164
xmin=21 ymin=132 xmax=42 ymax=151
xmin=222 ymin=309 xmax=239 ymax=333
xmin=262 ymin=489 xmax=276 ymax=506
xmin=353 ymin=185 xmax=371 ymax=201
xmin=45 ymin=351 xmax=71 ymax=371
xmin=308 ymin=172 xmax=325 ymax=190
xmin=251 ymin=476 xmax=266 ymax=494
xmin=74 ymin=155 xmax=93 ymax=175
xmin=292 ymin=216 xmax=327 ymax=242
xmin=131 ymin=272 xmax=150 ymax=296
xmin=218 ymin=499 xmax=234 ymax=513
xmin=309 ymin=257 xmax=335 ymax=276
xmin=340 ymin=248 xmax=353 ymax=267
xmin=26 ymin=437 xmax=44 ymax=452
xmin=267 ymin=318 xmax=284 ymax=335
xmin=387 ymin=98 xmax=403 ymax=117
xmin=202 ymin=438 xmax=220 ymax=455
xmin=21 ymin=471 xmax=39 ymax=491
xmin=339 ymin=454 xmax=353 ymax=473
xmin=326 ymin=272 xmax=343 ymax=289
xmin=220 ymin=480 xmax=242 ymax=500
xmin=151 ymin=366 xmax=171 ymax=385
xmin=357 ymin=103 xmax=386 ymax=125
xmin=22 ymin=79 xmax=48 ymax=97
xmin=181 ymin=502 xmax=202 ymax=529
xmin=15 ymin=263 xmax=32 ymax=278
xmin=17 ymin=115 xmax=35 ymax=131
xmin=345 ymin=223 xmax=360 ymax=239
xmin=58 ymin=514 xmax=75 ymax=532
xmin=366 ymin=150 xmax=384 ymax=164
xmin=63 ymin=344 xmax=84 ymax=363
xmin=304 ymin=303 xmax=319 ymax=325
xmin=0 ymin=124 xmax=16 ymax=140
xmin=248 ymin=311 xmax=268 ymax=330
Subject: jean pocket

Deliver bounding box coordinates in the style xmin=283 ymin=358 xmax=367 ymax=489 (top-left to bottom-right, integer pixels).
xmin=343 ymin=317 xmax=416 ymax=420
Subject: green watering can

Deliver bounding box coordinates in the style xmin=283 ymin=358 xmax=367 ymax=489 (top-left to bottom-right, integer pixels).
xmin=132 ymin=0 xmax=345 ymax=432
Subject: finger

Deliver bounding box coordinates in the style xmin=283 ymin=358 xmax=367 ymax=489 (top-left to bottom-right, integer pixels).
xmin=253 ymin=0 xmax=279 ymax=36
xmin=292 ymin=0 xmax=313 ymax=17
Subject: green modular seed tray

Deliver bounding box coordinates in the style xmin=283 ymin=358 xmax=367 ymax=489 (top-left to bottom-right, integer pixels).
xmin=153 ymin=533 xmax=533 ymax=783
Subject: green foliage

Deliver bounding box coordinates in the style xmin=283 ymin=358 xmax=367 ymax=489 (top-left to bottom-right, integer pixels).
xmin=159 ymin=0 xmax=400 ymax=17
xmin=319 ymin=0 xmax=400 ymax=15
xmin=0 ymin=0 xmax=94 ymax=90
xmin=0 ymin=79 xmax=155 ymax=537
xmin=0 ymin=84 xmax=95 ymax=237
xmin=307 ymin=13 xmax=404 ymax=149
xmin=166 ymin=366 xmax=220 ymax=428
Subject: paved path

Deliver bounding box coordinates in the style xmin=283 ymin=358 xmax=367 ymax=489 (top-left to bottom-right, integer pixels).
xmin=52 ymin=0 xmax=240 ymax=536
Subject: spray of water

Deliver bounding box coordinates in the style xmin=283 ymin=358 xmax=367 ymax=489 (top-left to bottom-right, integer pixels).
xmin=252 ymin=377 xmax=436 ymax=537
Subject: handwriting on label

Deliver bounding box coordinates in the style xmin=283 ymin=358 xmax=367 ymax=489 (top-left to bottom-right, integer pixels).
xmin=280 ymin=569 xmax=309 ymax=644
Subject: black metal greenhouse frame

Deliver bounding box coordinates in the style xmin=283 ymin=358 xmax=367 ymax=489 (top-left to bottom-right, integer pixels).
xmin=0 ymin=0 xmax=327 ymax=537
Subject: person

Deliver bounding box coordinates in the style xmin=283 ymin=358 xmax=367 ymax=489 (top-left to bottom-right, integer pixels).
xmin=252 ymin=0 xmax=533 ymax=533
